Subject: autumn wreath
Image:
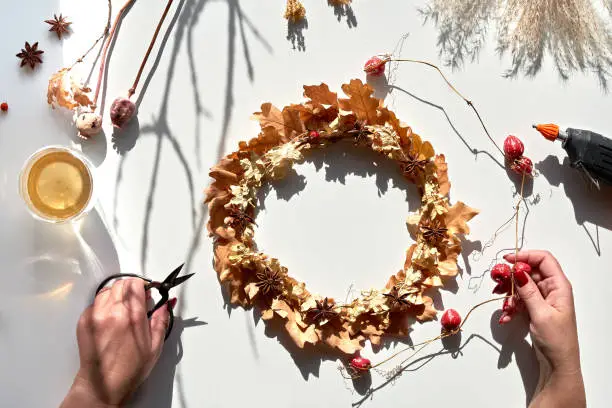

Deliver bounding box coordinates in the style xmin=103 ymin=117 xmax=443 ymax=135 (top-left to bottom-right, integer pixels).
xmin=205 ymin=79 xmax=478 ymax=355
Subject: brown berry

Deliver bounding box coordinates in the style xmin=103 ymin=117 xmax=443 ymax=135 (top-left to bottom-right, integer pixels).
xmin=110 ymin=97 xmax=136 ymax=129
xmin=0 ymin=102 xmax=8 ymax=112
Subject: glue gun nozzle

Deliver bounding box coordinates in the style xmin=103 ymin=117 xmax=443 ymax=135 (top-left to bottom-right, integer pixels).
xmin=533 ymin=123 xmax=560 ymax=142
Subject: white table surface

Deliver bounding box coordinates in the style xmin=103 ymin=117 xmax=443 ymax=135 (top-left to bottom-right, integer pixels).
xmin=1 ymin=0 xmax=611 ymax=407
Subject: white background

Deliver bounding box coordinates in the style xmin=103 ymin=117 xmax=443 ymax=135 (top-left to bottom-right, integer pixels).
xmin=1 ymin=0 xmax=611 ymax=407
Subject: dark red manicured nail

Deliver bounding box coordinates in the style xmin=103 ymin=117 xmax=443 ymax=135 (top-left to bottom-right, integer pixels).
xmin=169 ymin=297 xmax=177 ymax=310
xmin=515 ymin=269 xmax=529 ymax=287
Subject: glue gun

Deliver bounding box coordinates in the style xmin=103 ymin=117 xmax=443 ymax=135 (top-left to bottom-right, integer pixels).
xmin=533 ymin=124 xmax=612 ymax=189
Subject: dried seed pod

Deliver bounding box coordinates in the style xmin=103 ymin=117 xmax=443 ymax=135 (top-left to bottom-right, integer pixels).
xmin=110 ymin=97 xmax=136 ymax=129
xmin=76 ymin=111 xmax=102 ymax=139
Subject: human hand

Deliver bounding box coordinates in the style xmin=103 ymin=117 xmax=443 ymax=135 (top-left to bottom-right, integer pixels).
xmin=503 ymin=250 xmax=585 ymax=407
xmin=61 ymin=279 xmax=175 ymax=408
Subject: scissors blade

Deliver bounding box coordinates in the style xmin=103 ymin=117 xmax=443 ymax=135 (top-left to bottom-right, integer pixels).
xmin=169 ymin=272 xmax=195 ymax=288
xmin=163 ymin=263 xmax=185 ymax=284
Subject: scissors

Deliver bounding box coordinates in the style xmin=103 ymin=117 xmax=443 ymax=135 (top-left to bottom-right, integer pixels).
xmin=95 ymin=263 xmax=194 ymax=339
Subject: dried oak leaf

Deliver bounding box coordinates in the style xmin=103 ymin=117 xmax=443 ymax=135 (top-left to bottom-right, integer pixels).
xmin=239 ymin=126 xmax=285 ymax=156
xmin=323 ymin=330 xmax=362 ymax=355
xmin=339 ymin=79 xmax=380 ymax=124
xmin=251 ymin=103 xmax=305 ymax=141
xmin=265 ymin=299 xmax=319 ymax=348
xmin=383 ymin=107 xmax=412 ymax=141
xmin=47 ymin=68 xmax=94 ymax=111
xmin=281 ymin=106 xmax=306 ymax=139
xmin=434 ymin=154 xmax=450 ymax=197
xmin=251 ymin=103 xmax=286 ymax=136
xmin=303 ymin=83 xmax=338 ymax=106
xmin=444 ymin=202 xmax=479 ymax=236
xmin=408 ymin=133 xmax=435 ymax=160
xmin=386 ymin=269 xmax=408 ymax=291
xmin=291 ymin=83 xmax=340 ymax=130
xmin=214 ymin=240 xmax=251 ymax=305
xmin=437 ymin=237 xmax=462 ymax=278
xmin=415 ymin=296 xmax=438 ymax=321
xmin=205 ymin=157 xmax=243 ymax=237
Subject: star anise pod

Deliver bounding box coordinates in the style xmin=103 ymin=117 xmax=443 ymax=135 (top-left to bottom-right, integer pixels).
xmin=400 ymin=152 xmax=428 ymax=176
xmin=420 ymin=220 xmax=448 ymax=244
xmin=255 ymin=267 xmax=283 ymax=295
xmin=382 ymin=287 xmax=411 ymax=309
xmin=226 ymin=206 xmax=257 ymax=230
xmin=45 ymin=14 xmax=72 ymax=39
xmin=347 ymin=121 xmax=371 ymax=146
xmin=16 ymin=42 xmax=44 ymax=69
xmin=307 ymin=297 xmax=339 ymax=323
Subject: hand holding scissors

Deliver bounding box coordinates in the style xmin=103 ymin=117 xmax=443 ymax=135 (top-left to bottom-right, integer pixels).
xmin=95 ymin=263 xmax=194 ymax=339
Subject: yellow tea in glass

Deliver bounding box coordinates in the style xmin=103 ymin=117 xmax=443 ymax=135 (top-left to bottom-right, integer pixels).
xmin=20 ymin=146 xmax=94 ymax=223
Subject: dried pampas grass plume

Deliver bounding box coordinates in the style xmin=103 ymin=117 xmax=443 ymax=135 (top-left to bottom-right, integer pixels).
xmin=421 ymin=0 xmax=612 ymax=89
xmin=498 ymin=0 xmax=612 ymax=85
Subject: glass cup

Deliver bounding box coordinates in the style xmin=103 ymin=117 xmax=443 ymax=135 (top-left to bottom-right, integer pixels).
xmin=19 ymin=146 xmax=95 ymax=223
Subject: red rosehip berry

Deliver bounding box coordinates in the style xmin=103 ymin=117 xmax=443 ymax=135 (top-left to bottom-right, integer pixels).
xmin=504 ymin=135 xmax=524 ymax=159
xmin=513 ymin=261 xmax=532 ymax=276
xmin=441 ymin=309 xmax=462 ymax=332
xmin=350 ymin=356 xmax=371 ymax=371
xmin=510 ymin=156 xmax=533 ymax=176
xmin=309 ymin=130 xmax=320 ymax=138
xmin=363 ymin=56 xmax=388 ymax=77
xmin=0 ymin=102 xmax=8 ymax=112
xmin=491 ymin=263 xmax=511 ymax=283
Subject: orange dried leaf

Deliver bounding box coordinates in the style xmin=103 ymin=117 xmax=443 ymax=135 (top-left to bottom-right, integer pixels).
xmin=251 ymin=103 xmax=286 ymax=136
xmin=281 ymin=106 xmax=306 ymax=139
xmin=445 ymin=202 xmax=479 ymax=235
xmin=434 ymin=154 xmax=450 ymax=196
xmin=239 ymin=126 xmax=285 ymax=155
xmin=303 ymin=83 xmax=338 ymax=106
xmin=47 ymin=68 xmax=94 ymax=111
xmin=416 ymin=297 xmax=438 ymax=321
xmin=339 ymin=79 xmax=380 ymax=124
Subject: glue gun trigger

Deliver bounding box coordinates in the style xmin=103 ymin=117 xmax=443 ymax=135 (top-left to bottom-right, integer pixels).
xmin=576 ymin=163 xmax=600 ymax=190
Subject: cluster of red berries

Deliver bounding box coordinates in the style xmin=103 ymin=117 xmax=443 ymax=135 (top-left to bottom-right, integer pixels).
xmin=504 ymin=135 xmax=533 ymax=176
xmin=0 ymin=102 xmax=8 ymax=112
xmin=491 ymin=261 xmax=532 ymax=324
